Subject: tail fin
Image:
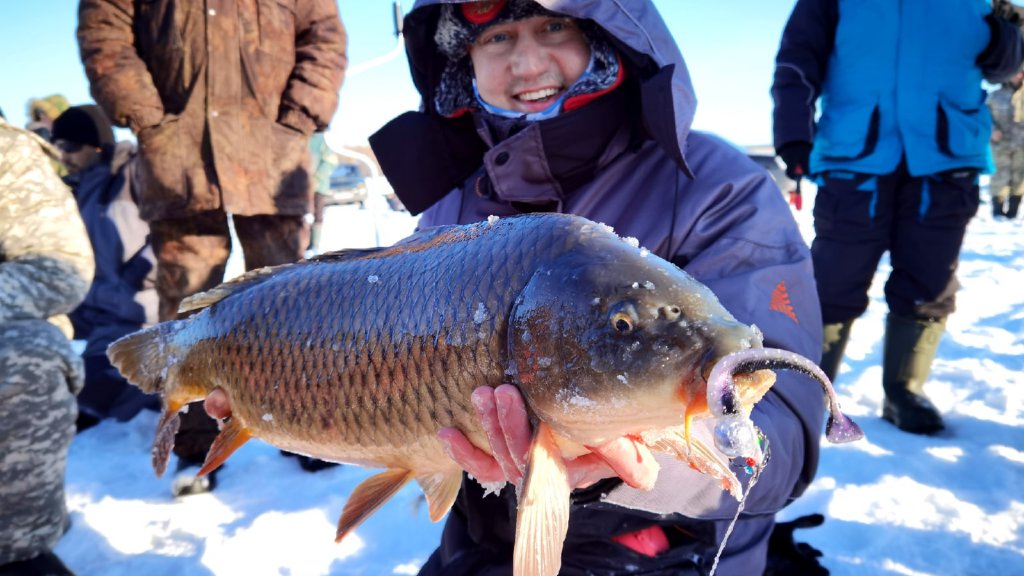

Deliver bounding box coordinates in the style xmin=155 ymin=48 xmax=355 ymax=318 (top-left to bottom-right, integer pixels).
xmin=106 ymin=322 xmax=180 ymax=394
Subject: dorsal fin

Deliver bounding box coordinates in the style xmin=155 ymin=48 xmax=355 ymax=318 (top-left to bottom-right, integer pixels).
xmin=178 ymin=226 xmax=460 ymax=314
xmin=306 ymin=246 xmax=390 ymax=264
xmin=178 ymin=264 xmax=286 ymax=313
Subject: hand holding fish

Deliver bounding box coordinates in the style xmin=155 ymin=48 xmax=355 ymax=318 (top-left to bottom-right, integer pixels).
xmin=438 ymin=384 xmax=660 ymax=491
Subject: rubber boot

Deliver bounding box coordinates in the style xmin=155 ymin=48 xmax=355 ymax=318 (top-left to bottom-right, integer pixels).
xmin=993 ymin=196 xmax=1007 ymax=218
xmin=1007 ymin=195 xmax=1022 ymax=219
xmin=881 ymin=314 xmax=946 ymax=434
xmin=819 ymin=321 xmax=854 ymax=382
xmin=0 ymin=551 xmax=74 ymax=576
xmin=308 ymin=222 xmax=323 ymax=253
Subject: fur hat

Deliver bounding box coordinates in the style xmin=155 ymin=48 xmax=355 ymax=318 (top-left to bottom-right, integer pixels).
xmin=434 ymin=0 xmax=563 ymax=60
xmin=51 ymin=105 xmax=115 ymax=149
xmin=433 ymin=0 xmax=623 ymax=118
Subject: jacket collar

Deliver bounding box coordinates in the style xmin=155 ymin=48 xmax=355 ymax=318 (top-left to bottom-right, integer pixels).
xmin=472 ymin=82 xmax=638 ymax=207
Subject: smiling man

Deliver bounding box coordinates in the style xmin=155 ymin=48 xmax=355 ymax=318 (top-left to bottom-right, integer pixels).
xmin=369 ymin=1 xmax=832 ymax=574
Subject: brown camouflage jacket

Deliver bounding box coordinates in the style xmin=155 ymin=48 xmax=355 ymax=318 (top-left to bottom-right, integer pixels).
xmin=0 ymin=119 xmax=94 ymax=337
xmin=77 ymin=0 xmax=348 ymax=221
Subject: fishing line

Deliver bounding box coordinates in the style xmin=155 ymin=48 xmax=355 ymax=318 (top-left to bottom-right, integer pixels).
xmin=708 ymin=428 xmax=770 ymax=576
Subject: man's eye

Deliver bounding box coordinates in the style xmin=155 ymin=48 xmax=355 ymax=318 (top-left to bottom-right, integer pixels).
xmin=546 ymin=19 xmax=574 ymax=33
xmin=481 ymin=32 xmax=509 ymax=45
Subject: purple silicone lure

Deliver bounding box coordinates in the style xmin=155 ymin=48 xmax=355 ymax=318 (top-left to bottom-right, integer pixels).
xmin=706 ymin=347 xmax=864 ymax=458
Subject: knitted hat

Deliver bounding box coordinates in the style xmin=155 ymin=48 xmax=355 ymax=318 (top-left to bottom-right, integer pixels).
xmin=52 ymin=105 xmax=115 ymax=148
xmin=27 ymin=94 xmax=70 ymax=122
xmin=433 ymin=0 xmax=623 ymax=118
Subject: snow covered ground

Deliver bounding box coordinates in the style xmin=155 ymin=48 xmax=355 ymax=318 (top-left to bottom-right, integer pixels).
xmin=55 ymin=180 xmax=1024 ymax=575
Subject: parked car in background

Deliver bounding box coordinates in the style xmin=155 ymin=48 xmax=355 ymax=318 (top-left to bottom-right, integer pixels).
xmin=325 ymin=163 xmax=368 ymax=207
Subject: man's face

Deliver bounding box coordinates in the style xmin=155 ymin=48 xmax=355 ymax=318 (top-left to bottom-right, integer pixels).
xmin=468 ymin=15 xmax=591 ymax=114
xmin=55 ymin=140 xmax=102 ymax=175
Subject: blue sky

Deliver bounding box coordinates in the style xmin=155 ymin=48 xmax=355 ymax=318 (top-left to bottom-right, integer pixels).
xmin=0 ymin=1 xmax=795 ymax=147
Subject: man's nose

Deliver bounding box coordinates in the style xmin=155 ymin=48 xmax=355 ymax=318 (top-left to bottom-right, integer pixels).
xmin=509 ymin=36 xmax=547 ymax=78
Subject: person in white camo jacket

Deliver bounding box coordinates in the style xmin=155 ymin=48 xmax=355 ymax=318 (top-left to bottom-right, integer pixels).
xmin=0 ymin=114 xmax=94 ymax=576
xmin=987 ymin=68 xmax=1024 ymax=219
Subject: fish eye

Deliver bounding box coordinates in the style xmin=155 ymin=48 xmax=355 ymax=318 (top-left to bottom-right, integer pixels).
xmin=609 ymin=303 xmax=638 ymax=334
xmin=612 ymin=313 xmax=633 ymax=333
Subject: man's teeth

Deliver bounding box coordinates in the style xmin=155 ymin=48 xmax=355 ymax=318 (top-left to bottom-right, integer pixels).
xmin=519 ymin=88 xmax=559 ymax=102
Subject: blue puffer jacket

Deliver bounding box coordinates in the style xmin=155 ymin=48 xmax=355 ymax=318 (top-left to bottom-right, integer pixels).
xmin=372 ymin=1 xmax=827 ymax=574
xmin=773 ymin=0 xmax=1024 ymax=176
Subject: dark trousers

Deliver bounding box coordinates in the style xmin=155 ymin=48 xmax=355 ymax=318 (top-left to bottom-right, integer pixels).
xmin=149 ymin=210 xmax=307 ymax=461
xmin=810 ymin=163 xmax=980 ymax=324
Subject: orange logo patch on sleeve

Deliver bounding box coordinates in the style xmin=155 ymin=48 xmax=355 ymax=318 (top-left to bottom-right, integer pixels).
xmin=770 ymin=281 xmax=799 ymax=323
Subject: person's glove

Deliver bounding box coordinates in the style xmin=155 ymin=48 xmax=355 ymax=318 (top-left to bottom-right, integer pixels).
xmin=764 ymin=514 xmax=830 ymax=576
xmin=978 ymin=1 xmax=1024 ymax=81
xmin=777 ymin=142 xmax=812 ymax=181
xmin=992 ymin=0 xmax=1022 ymax=26
xmin=777 ymin=142 xmax=812 ymax=210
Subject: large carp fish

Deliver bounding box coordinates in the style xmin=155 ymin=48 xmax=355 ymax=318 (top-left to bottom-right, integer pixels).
xmin=108 ymin=213 xmax=862 ymax=576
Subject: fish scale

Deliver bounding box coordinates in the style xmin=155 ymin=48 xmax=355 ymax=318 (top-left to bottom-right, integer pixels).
xmin=204 ymin=228 xmax=530 ymax=462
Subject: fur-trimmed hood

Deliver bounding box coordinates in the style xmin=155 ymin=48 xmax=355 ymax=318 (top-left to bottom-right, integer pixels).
xmin=372 ymin=0 xmax=699 ymax=214
xmin=403 ymin=0 xmax=696 ymax=152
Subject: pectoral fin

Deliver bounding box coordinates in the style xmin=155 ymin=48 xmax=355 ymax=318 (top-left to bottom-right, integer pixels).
xmin=336 ymin=468 xmax=414 ymax=542
xmin=415 ymin=471 xmax=463 ymax=522
xmin=645 ymin=426 xmax=742 ymax=499
xmin=514 ymin=422 xmax=571 ymax=576
xmin=197 ymin=418 xmax=252 ymax=477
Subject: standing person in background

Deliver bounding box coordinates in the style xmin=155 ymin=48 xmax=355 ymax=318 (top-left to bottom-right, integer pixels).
xmin=25 ymin=94 xmax=71 ymax=179
xmin=77 ymin=0 xmax=347 ymax=496
xmin=0 ymin=114 xmax=94 ymax=576
xmin=772 ymin=0 xmax=1024 ymax=434
xmin=307 ymin=131 xmax=341 ymax=254
xmin=25 ymin=94 xmax=70 ymax=142
xmin=987 ymin=68 xmax=1024 ymax=219
xmin=371 ymin=1 xmax=830 ymax=573
xmin=51 ymin=104 xmax=160 ymax=432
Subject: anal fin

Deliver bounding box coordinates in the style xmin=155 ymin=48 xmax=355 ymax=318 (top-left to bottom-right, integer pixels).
xmin=514 ymin=422 xmax=571 ymax=576
xmin=336 ymin=468 xmax=414 ymax=542
xmin=415 ymin=470 xmax=463 ymax=522
xmin=152 ymin=401 xmax=184 ymax=477
xmin=197 ymin=418 xmax=252 ymax=477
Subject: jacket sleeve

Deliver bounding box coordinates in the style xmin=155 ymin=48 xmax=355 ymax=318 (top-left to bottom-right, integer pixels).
xmin=277 ymin=0 xmax=348 ymax=134
xmin=771 ymin=0 xmax=839 ymax=150
xmin=77 ymin=0 xmax=165 ymax=133
xmin=977 ymin=11 xmax=1024 ymax=83
xmin=0 ymin=127 xmax=94 ymax=324
xmin=600 ymin=137 xmax=825 ymax=522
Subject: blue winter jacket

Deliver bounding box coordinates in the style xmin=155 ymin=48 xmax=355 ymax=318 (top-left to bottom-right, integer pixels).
xmin=372 ymin=1 xmax=827 ymax=574
xmin=773 ymin=0 xmax=1024 ymax=177
xmin=68 ymin=142 xmax=157 ymax=353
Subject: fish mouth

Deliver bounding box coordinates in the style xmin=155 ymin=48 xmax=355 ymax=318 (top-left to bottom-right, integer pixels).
xmin=700 ymin=348 xmax=776 ymax=410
